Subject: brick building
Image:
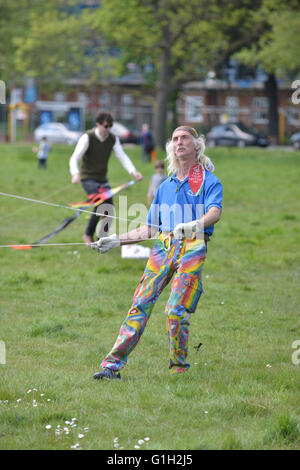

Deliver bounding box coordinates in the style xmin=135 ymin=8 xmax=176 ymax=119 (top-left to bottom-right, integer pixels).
xmin=36 ymin=74 xmax=155 ymax=133
xmin=5 ymin=74 xmax=299 ymax=143
xmin=176 ymin=79 xmax=300 ymax=139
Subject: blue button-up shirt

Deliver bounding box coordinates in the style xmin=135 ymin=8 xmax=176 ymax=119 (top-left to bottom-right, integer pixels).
xmin=147 ymin=169 xmax=223 ymax=235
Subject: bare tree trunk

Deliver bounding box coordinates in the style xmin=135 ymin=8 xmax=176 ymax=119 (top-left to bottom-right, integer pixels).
xmin=153 ymin=47 xmax=172 ymax=148
xmin=265 ymin=73 xmax=279 ymax=145
xmin=170 ymin=88 xmax=179 ymax=130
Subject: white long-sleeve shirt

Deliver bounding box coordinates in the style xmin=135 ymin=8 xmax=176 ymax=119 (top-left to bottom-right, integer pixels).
xmin=69 ymin=128 xmax=136 ymax=177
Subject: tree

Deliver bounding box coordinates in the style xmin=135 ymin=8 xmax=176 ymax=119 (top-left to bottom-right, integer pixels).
xmin=0 ymin=1 xmax=105 ymax=91
xmin=0 ymin=0 xmax=35 ymax=85
xmin=14 ymin=10 xmax=84 ymax=87
xmin=93 ymin=0 xmax=256 ymax=146
xmin=234 ymin=0 xmax=300 ymax=141
xmin=13 ymin=2 xmax=107 ymax=90
xmin=4 ymin=0 xmax=297 ymax=145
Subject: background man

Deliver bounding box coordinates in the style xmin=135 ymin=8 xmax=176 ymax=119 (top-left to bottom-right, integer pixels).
xmin=90 ymin=125 xmax=223 ymax=379
xmin=69 ymin=112 xmax=142 ymax=243
xmin=140 ymin=123 xmax=155 ymax=163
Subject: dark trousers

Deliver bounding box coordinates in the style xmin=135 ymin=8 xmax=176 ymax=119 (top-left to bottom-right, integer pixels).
xmin=38 ymin=158 xmax=47 ymax=169
xmin=81 ymin=179 xmax=113 ymax=238
xmin=141 ymin=148 xmax=151 ymax=163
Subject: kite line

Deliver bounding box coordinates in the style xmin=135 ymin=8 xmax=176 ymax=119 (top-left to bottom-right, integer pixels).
xmin=0 ymin=180 xmax=156 ymax=250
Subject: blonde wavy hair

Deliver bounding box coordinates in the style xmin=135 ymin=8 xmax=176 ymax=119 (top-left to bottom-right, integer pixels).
xmin=165 ymin=126 xmax=215 ymax=175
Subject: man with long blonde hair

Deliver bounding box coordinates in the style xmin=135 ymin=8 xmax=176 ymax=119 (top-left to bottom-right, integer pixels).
xmin=90 ymin=125 xmax=223 ymax=379
xmin=166 ymin=126 xmax=215 ymax=176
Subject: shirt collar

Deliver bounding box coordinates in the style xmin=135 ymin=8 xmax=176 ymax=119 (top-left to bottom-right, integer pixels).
xmin=170 ymin=173 xmax=188 ymax=184
xmin=94 ymin=127 xmax=109 ymax=142
xmin=170 ymin=167 xmax=208 ymax=183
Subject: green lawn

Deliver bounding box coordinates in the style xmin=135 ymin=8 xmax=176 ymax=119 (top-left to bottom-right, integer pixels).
xmin=0 ymin=142 xmax=299 ymax=450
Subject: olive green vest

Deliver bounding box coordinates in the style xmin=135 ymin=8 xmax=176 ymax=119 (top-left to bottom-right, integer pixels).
xmin=80 ymin=129 xmax=116 ymax=182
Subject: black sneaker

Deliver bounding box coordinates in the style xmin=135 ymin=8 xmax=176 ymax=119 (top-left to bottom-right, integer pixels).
xmin=93 ymin=368 xmax=121 ymax=380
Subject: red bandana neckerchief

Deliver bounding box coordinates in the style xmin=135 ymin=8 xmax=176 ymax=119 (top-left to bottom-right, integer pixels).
xmin=188 ymin=164 xmax=205 ymax=195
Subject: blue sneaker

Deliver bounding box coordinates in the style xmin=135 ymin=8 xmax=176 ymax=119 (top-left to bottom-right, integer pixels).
xmin=93 ymin=368 xmax=121 ymax=380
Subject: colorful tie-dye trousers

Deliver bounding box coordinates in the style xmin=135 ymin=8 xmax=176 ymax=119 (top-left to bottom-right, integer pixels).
xmin=101 ymin=233 xmax=206 ymax=371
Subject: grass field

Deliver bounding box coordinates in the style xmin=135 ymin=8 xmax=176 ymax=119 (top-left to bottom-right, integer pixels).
xmin=0 ymin=142 xmax=299 ymax=450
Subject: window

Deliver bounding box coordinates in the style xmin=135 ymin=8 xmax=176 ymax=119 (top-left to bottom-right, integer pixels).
xmin=287 ymin=106 xmax=300 ymax=126
xmin=121 ymin=94 xmax=134 ymax=119
xmin=185 ymin=96 xmax=204 ymax=122
xmin=77 ymin=93 xmax=87 ymax=104
xmin=98 ymin=92 xmax=110 ymax=110
xmin=54 ymin=92 xmax=65 ymax=102
xmin=225 ymin=96 xmax=238 ymax=123
xmin=253 ymin=97 xmax=269 ymax=124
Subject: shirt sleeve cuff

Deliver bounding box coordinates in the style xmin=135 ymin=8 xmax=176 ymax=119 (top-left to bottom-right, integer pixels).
xmin=206 ymin=203 xmax=222 ymax=212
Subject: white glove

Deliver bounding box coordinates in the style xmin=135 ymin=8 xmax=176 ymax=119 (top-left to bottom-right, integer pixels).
xmin=90 ymin=233 xmax=120 ymax=253
xmin=173 ymin=221 xmax=197 ymax=239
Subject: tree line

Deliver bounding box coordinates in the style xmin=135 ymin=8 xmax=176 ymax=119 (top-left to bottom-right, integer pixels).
xmin=1 ymin=0 xmax=300 ymax=146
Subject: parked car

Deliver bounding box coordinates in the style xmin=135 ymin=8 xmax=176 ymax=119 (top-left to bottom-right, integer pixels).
xmin=206 ymin=123 xmax=270 ymax=148
xmin=111 ymin=121 xmax=139 ymax=144
xmin=33 ymin=122 xmax=82 ymax=145
xmin=290 ymin=132 xmax=300 ymax=150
